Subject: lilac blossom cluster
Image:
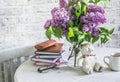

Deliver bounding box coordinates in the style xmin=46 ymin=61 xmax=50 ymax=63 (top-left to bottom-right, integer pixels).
xmin=59 ymin=0 xmax=69 ymax=8
xmin=80 ymin=5 xmax=106 ymax=37
xmin=44 ymin=7 xmax=70 ymax=35
xmin=44 ymin=0 xmax=107 ymax=37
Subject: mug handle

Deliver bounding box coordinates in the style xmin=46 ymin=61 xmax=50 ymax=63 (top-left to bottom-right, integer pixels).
xmin=103 ymin=56 xmax=110 ymax=66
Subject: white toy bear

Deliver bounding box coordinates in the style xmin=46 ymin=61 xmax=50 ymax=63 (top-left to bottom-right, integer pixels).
xmin=77 ymin=43 xmax=104 ymax=74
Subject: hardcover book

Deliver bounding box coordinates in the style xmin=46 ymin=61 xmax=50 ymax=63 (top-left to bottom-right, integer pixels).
xmin=31 ymin=56 xmax=60 ymax=63
xmin=33 ymin=59 xmax=60 ymax=66
xmin=34 ymin=61 xmax=55 ymax=66
xmin=35 ymin=55 xmax=62 ymax=58
xmin=36 ymin=43 xmax=64 ymax=53
xmin=34 ymin=39 xmax=56 ymax=51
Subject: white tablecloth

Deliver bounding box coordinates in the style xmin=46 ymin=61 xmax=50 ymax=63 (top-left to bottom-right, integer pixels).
xmin=14 ymin=47 xmax=120 ymax=82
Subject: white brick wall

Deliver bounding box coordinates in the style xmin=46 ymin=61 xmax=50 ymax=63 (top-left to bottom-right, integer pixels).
xmin=103 ymin=0 xmax=120 ymax=48
xmin=0 ymin=0 xmax=120 ymax=50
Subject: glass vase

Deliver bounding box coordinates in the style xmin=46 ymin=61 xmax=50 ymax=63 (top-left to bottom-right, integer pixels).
xmin=67 ymin=42 xmax=80 ymax=67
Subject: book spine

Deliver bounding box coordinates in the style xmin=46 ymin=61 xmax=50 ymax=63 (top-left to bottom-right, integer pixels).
xmin=35 ymin=55 xmax=62 ymax=58
xmin=35 ymin=50 xmax=65 ymax=55
xmin=35 ymin=51 xmax=59 ymax=55
xmin=34 ymin=62 xmax=55 ymax=66
xmin=31 ymin=58 xmax=53 ymax=63
xmin=31 ymin=57 xmax=60 ymax=63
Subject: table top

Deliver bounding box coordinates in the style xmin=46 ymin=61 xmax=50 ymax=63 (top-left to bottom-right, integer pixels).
xmin=14 ymin=47 xmax=120 ymax=82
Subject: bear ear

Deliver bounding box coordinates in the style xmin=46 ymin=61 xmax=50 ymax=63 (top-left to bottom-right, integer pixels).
xmin=80 ymin=43 xmax=88 ymax=48
xmin=80 ymin=44 xmax=84 ymax=49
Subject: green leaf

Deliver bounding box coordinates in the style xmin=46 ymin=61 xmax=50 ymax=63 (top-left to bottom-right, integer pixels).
xmin=87 ymin=0 xmax=95 ymax=3
xmin=101 ymin=38 xmax=104 ymax=44
xmin=66 ymin=27 xmax=75 ymax=43
xmin=68 ymin=20 xmax=73 ymax=27
xmin=81 ymin=0 xmax=87 ymax=14
xmin=68 ymin=27 xmax=74 ymax=38
xmin=78 ymin=23 xmax=83 ymax=31
xmin=75 ymin=2 xmax=81 ymax=18
xmin=100 ymin=34 xmax=105 ymax=38
xmin=101 ymin=37 xmax=108 ymax=44
xmin=49 ymin=26 xmax=54 ymax=33
xmin=109 ymin=28 xmax=114 ymax=34
xmin=66 ymin=35 xmax=71 ymax=43
xmin=53 ymin=28 xmax=62 ymax=38
xmin=106 ymin=35 xmax=111 ymax=40
xmin=73 ymin=27 xmax=79 ymax=32
xmin=78 ymin=34 xmax=85 ymax=40
xmin=66 ymin=35 xmax=75 ymax=43
xmin=45 ymin=26 xmax=54 ymax=39
xmin=92 ymin=37 xmax=99 ymax=43
xmin=68 ymin=1 xmax=76 ymax=7
xmin=45 ymin=29 xmax=52 ymax=39
xmin=78 ymin=35 xmax=85 ymax=44
xmin=81 ymin=0 xmax=88 ymax=5
xmin=99 ymin=27 xmax=108 ymax=33
xmin=85 ymin=34 xmax=91 ymax=42
xmin=83 ymin=6 xmax=87 ymax=15
xmin=100 ymin=34 xmax=110 ymax=44
xmin=77 ymin=2 xmax=81 ymax=9
xmin=95 ymin=0 xmax=101 ymax=3
xmin=81 ymin=2 xmax=87 ymax=15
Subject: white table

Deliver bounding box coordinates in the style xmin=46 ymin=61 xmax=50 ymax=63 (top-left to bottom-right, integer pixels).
xmin=14 ymin=47 xmax=120 ymax=82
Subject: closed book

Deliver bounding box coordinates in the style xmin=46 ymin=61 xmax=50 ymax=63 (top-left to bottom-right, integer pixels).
xmin=35 ymin=51 xmax=60 ymax=55
xmin=32 ymin=54 xmax=61 ymax=59
xmin=34 ymin=50 xmax=65 ymax=58
xmin=36 ymin=43 xmax=63 ymax=53
xmin=31 ymin=56 xmax=60 ymax=63
xmin=34 ymin=39 xmax=56 ymax=50
xmin=34 ymin=61 xmax=55 ymax=66
xmin=35 ymin=50 xmax=65 ymax=55
xmin=35 ymin=55 xmax=62 ymax=58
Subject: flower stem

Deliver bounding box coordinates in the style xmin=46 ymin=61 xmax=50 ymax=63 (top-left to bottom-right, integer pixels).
xmin=73 ymin=42 xmax=78 ymax=67
xmin=67 ymin=46 xmax=74 ymax=60
xmin=74 ymin=50 xmax=77 ymax=67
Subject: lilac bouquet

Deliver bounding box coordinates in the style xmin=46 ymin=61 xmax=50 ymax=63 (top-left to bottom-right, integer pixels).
xmin=44 ymin=0 xmax=114 ymax=67
xmin=44 ymin=0 xmax=114 ymax=44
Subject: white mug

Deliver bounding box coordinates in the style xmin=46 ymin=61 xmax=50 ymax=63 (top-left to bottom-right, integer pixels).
xmin=103 ymin=53 xmax=120 ymax=71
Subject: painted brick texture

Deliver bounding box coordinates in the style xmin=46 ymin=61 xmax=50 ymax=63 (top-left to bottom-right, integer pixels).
xmin=0 ymin=0 xmax=120 ymax=50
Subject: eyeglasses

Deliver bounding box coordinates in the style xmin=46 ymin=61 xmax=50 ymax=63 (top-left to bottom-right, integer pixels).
xmin=37 ymin=64 xmax=59 ymax=73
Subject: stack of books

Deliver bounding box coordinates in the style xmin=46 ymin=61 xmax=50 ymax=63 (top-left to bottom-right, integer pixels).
xmin=31 ymin=40 xmax=65 ymax=66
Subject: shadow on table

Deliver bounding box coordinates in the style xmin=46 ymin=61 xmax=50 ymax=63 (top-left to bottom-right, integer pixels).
xmin=57 ymin=66 xmax=119 ymax=76
xmin=58 ymin=66 xmax=86 ymax=76
xmin=104 ymin=67 xmax=120 ymax=72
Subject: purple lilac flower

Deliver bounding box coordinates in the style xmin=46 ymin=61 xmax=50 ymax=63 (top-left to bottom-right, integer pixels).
xmin=52 ymin=8 xmax=69 ymax=26
xmin=51 ymin=7 xmax=70 ymax=35
xmin=59 ymin=0 xmax=81 ymax=9
xmin=44 ymin=19 xmax=53 ymax=29
xmin=51 ymin=7 xmax=58 ymax=15
xmin=80 ymin=16 xmax=88 ymax=23
xmin=82 ymin=24 xmax=89 ymax=32
xmin=70 ymin=15 xmax=76 ymax=21
xmin=80 ymin=4 xmax=106 ymax=37
xmin=95 ymin=12 xmax=106 ymax=24
xmin=62 ymin=28 xmax=68 ymax=35
xmin=82 ymin=24 xmax=92 ymax=33
xmin=87 ymin=5 xmax=105 ymax=14
xmin=92 ymin=27 xmax=99 ymax=37
xmin=59 ymin=0 xmax=69 ymax=8
xmin=82 ymin=24 xmax=99 ymax=37
xmin=77 ymin=0 xmax=82 ymax=2
xmin=88 ymin=22 xmax=96 ymax=28
xmin=87 ymin=12 xmax=95 ymax=21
